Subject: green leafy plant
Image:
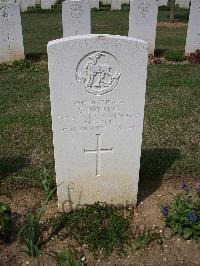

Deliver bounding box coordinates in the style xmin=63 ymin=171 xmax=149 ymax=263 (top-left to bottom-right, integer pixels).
xmin=131 ymin=233 xmax=162 ymax=250
xmin=42 ymin=167 xmax=54 ymax=199
xmin=12 ymin=59 xmax=32 ymax=70
xmin=18 ymin=189 xmax=54 ymax=257
xmin=0 ymin=63 xmax=9 ymax=71
xmin=57 ymin=249 xmax=82 ymax=266
xmin=165 ymin=50 xmax=184 ymax=62
xmin=51 ymin=202 xmax=131 ymax=256
xmin=162 ymin=183 xmax=200 ymax=242
xmin=0 ymin=202 xmax=12 ymax=241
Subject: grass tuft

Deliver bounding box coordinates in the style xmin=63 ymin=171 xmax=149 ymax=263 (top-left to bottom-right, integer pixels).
xmin=50 ymin=202 xmax=131 ymax=256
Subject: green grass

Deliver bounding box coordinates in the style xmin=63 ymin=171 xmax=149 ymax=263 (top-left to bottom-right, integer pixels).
xmin=0 ymin=7 xmax=199 ymax=191
xmin=0 ymin=63 xmax=199 ymax=189
xmin=21 ymin=6 xmax=189 ymax=56
xmin=48 ymin=202 xmax=131 ymax=256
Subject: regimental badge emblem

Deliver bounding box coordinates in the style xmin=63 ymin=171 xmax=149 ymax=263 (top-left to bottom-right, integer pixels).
xmin=0 ymin=6 xmax=11 ymax=22
xmin=76 ymin=51 xmax=121 ymax=96
xmin=138 ymin=2 xmax=151 ymax=17
xmin=69 ymin=4 xmax=83 ymax=18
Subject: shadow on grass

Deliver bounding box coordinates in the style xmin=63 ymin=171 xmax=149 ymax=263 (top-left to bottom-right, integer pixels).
xmin=26 ymin=53 xmax=47 ymax=62
xmin=154 ymin=48 xmax=168 ymax=57
xmin=0 ymin=156 xmax=30 ymax=179
xmin=175 ymin=12 xmax=189 ymax=23
xmin=138 ymin=148 xmax=180 ymax=203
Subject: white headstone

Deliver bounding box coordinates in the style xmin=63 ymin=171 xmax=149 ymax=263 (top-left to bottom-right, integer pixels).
xmin=0 ymin=0 xmax=16 ymax=3
xmin=41 ymin=0 xmax=52 ymax=9
xmin=102 ymin=0 xmax=111 ymax=5
xmin=20 ymin=0 xmax=28 ymax=11
xmin=122 ymin=0 xmax=129 ymax=4
xmin=185 ymin=0 xmax=200 ymax=53
xmin=158 ymin=0 xmax=168 ymax=6
xmin=129 ymin=0 xmax=167 ymax=54
xmin=27 ymin=0 xmax=35 ymax=7
xmin=90 ymin=0 xmax=99 ymax=9
xmin=48 ymin=34 xmax=148 ymax=211
xmin=62 ymin=0 xmax=91 ymax=37
xmin=0 ymin=3 xmax=24 ymax=63
xmin=176 ymin=0 xmax=190 ymax=9
xmin=111 ymin=0 xmax=121 ymax=10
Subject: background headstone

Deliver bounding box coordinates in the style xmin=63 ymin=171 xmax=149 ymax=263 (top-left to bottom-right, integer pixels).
xmin=0 ymin=2 xmax=24 ymax=63
xmin=185 ymin=0 xmax=200 ymax=53
xmin=62 ymin=0 xmax=91 ymax=37
xmin=102 ymin=0 xmax=111 ymax=5
xmin=157 ymin=0 xmax=168 ymax=6
xmin=20 ymin=0 xmax=28 ymax=11
xmin=0 ymin=0 xmax=16 ymax=3
xmin=27 ymin=0 xmax=35 ymax=7
xmin=111 ymin=0 xmax=121 ymax=10
xmin=122 ymin=0 xmax=129 ymax=4
xmin=176 ymin=0 xmax=190 ymax=9
xmin=90 ymin=0 xmax=99 ymax=9
xmin=129 ymin=0 xmax=167 ymax=54
xmin=48 ymin=34 xmax=148 ymax=211
xmin=41 ymin=0 xmax=52 ymax=9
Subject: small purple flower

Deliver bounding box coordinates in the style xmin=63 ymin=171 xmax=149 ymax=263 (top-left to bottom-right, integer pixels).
xmin=162 ymin=209 xmax=168 ymax=217
xmin=187 ymin=213 xmax=197 ymax=222
xmin=162 ymin=206 xmax=169 ymax=217
xmin=182 ymin=181 xmax=189 ymax=191
xmin=196 ymin=188 xmax=200 ymax=193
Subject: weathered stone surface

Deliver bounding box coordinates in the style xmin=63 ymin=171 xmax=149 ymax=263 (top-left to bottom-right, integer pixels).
xmin=48 ymin=34 xmax=148 ymax=211
xmin=0 ymin=2 xmax=24 ymax=63
xmin=62 ymin=0 xmax=91 ymax=37
xmin=185 ymin=0 xmax=200 ymax=53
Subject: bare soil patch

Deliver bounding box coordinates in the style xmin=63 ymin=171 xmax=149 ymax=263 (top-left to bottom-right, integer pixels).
xmin=0 ymin=177 xmax=200 ymax=266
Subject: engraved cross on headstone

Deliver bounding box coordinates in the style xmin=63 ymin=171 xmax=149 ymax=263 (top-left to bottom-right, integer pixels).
xmin=84 ymin=134 xmax=113 ymax=177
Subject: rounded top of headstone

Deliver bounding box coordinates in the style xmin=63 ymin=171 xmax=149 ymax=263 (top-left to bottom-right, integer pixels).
xmin=48 ymin=34 xmax=148 ymax=50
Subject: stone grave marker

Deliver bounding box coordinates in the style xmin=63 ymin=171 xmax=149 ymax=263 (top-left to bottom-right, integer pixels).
xmin=111 ymin=0 xmax=121 ymax=10
xmin=0 ymin=0 xmax=16 ymax=3
xmin=48 ymin=34 xmax=148 ymax=211
xmin=20 ymin=0 xmax=28 ymax=12
xmin=129 ymin=0 xmax=167 ymax=54
xmin=176 ymin=0 xmax=190 ymax=9
xmin=185 ymin=0 xmax=200 ymax=53
xmin=62 ymin=0 xmax=91 ymax=37
xmin=28 ymin=0 xmax=35 ymax=7
xmin=0 ymin=2 xmax=24 ymax=63
xmin=41 ymin=0 xmax=52 ymax=9
xmin=90 ymin=0 xmax=99 ymax=9
xmin=102 ymin=0 xmax=111 ymax=5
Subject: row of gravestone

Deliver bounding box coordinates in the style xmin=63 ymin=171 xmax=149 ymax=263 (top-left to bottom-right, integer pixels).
xmin=1 ymin=0 xmax=199 ymax=63
xmin=0 ymin=0 xmax=59 ymax=11
xmin=0 ymin=0 xmax=192 ymax=12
